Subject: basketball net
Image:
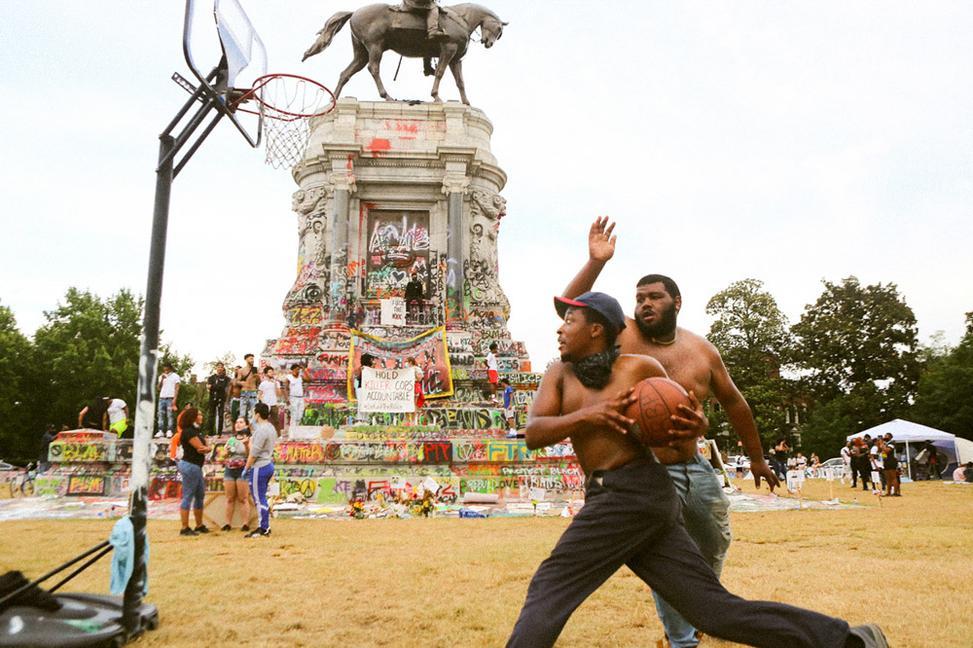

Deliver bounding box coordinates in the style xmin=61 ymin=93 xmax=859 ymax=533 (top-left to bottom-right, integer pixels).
xmin=231 ymin=74 xmax=336 ymax=169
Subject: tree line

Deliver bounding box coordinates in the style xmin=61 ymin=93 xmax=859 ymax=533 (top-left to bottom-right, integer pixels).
xmin=1 ymin=278 xmax=970 ymax=464
xmin=0 ymin=289 xmax=193 ymax=465
xmin=705 ymin=276 xmax=972 ymax=459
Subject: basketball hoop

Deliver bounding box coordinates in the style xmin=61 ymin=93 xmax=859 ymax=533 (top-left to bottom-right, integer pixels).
xmin=230 ymin=73 xmax=336 ymax=169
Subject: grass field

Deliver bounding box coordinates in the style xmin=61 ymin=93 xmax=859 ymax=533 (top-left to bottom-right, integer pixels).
xmin=2 ymin=479 xmax=971 ymax=647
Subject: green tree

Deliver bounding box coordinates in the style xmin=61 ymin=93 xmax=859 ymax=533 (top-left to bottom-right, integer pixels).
xmin=792 ymin=277 xmax=920 ymax=452
xmin=0 ymin=302 xmax=35 ymax=463
xmin=911 ymin=312 xmax=973 ymax=440
xmin=706 ymin=279 xmax=794 ymax=446
xmin=31 ymin=288 xmax=144 ymax=432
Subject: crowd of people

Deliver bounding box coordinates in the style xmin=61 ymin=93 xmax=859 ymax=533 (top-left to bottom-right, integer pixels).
xmin=152 ymin=355 xmax=309 ymax=439
xmin=840 ymin=434 xmax=902 ymax=495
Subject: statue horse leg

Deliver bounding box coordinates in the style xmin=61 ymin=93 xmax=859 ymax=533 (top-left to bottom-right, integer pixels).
xmin=365 ymin=43 xmax=394 ymax=101
xmin=334 ymin=39 xmax=369 ymax=99
xmin=448 ymin=58 xmax=469 ymax=106
xmin=430 ymin=43 xmax=458 ymax=103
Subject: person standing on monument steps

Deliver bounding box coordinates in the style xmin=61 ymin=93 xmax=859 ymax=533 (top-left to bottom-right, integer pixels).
xmin=405 ymin=271 xmax=424 ymax=323
xmin=506 ymin=291 xmax=888 ymax=648
xmin=156 ymin=363 xmax=181 ymax=438
xmin=235 ymin=354 xmax=260 ymax=423
xmin=286 ymin=364 xmax=310 ymax=432
xmin=485 ymin=342 xmax=500 ymax=402
xmin=206 ymin=362 xmax=231 ymax=436
xmin=562 ymin=217 xmax=781 ymax=648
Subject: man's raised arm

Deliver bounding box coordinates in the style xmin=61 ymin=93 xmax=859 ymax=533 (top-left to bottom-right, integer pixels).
xmin=562 ymin=217 xmax=617 ymax=299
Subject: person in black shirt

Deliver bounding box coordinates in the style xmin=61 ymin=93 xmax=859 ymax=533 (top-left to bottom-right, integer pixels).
xmin=77 ymin=397 xmax=110 ymax=430
xmin=405 ymin=271 xmax=424 ymax=323
xmin=38 ymin=424 xmax=57 ymax=472
xmin=176 ymin=407 xmax=213 ymax=536
xmin=206 ymin=362 xmax=231 ymax=436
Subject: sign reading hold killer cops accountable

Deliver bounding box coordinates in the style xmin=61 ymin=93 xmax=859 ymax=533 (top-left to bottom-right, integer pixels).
xmin=358 ymin=367 xmax=415 ymax=413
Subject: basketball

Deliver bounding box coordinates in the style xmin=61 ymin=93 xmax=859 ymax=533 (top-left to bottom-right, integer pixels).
xmin=625 ymin=377 xmax=692 ymax=447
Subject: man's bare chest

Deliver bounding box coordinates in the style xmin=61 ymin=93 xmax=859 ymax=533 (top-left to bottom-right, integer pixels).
xmin=649 ymin=352 xmax=712 ymax=400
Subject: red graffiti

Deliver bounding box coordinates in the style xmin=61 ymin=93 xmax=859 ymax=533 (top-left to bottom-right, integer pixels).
xmin=366 ymin=138 xmax=391 ymax=155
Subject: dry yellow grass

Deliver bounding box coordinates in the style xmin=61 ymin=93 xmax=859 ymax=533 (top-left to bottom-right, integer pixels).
xmin=2 ymin=480 xmax=971 ymax=647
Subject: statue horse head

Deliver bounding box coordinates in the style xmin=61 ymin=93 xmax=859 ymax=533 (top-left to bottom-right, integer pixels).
xmin=448 ymin=3 xmax=508 ymax=49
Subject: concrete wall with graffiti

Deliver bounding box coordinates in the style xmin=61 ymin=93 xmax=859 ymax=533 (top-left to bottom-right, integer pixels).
xmin=27 ymin=428 xmax=581 ymax=504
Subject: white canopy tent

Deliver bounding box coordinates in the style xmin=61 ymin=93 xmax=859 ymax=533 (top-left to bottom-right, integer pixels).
xmin=847 ymin=419 xmax=958 ymax=480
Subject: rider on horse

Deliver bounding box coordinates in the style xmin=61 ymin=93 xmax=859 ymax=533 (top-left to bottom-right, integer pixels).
xmin=398 ymin=0 xmax=447 ymax=40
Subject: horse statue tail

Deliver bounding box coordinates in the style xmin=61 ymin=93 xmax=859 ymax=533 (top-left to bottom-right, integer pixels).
xmin=302 ymin=11 xmax=354 ymax=61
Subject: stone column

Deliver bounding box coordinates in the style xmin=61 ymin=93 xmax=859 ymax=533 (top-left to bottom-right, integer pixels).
xmin=443 ymin=168 xmax=469 ymax=321
xmin=328 ymin=169 xmax=356 ymax=322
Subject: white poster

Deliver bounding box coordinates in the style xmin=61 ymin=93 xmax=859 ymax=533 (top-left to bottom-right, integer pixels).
xmin=380 ymin=298 xmax=406 ymax=326
xmin=357 ymin=366 xmax=415 ymax=413
xmin=786 ymin=469 xmax=805 ymax=492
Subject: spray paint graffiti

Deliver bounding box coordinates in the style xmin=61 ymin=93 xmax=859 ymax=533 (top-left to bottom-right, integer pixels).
xmin=67 ymin=475 xmax=107 ymax=496
xmin=365 ymin=210 xmax=431 ymax=298
xmin=49 ymin=442 xmax=109 ymax=463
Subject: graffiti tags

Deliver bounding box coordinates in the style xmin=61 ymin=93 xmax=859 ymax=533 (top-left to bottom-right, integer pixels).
xmin=49 ymin=442 xmax=109 ymax=463
xmin=66 ymin=475 xmax=106 ymax=496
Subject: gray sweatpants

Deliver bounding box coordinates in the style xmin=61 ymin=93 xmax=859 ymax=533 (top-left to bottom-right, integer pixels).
xmin=506 ymin=458 xmax=850 ymax=648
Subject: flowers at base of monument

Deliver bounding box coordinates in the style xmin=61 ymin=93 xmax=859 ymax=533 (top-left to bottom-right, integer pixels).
xmin=346 ymin=488 xmax=443 ymax=519
xmin=349 ymin=499 xmax=367 ymax=519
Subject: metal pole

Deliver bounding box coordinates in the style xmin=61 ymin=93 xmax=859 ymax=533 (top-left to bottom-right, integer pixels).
xmin=123 ymin=132 xmax=175 ymax=636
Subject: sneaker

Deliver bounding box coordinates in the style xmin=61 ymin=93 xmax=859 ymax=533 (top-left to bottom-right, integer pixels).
xmin=244 ymin=528 xmax=271 ymax=538
xmin=194 ymin=525 xmax=210 ymax=534
xmin=153 ymin=431 xmax=164 ymax=439
xmin=220 ymin=524 xmax=232 ymax=531
xmin=848 ymin=624 xmax=889 ymax=648
xmin=241 ymin=524 xmax=250 ymax=532
xmin=165 ymin=430 xmax=173 ymax=438
xmin=179 ymin=527 xmax=198 ymax=537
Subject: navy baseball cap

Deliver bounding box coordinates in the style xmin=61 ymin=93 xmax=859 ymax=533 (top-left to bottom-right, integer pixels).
xmin=554 ymin=292 xmax=626 ymax=334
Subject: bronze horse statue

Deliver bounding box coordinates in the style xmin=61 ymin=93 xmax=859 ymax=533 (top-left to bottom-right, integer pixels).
xmin=302 ymin=3 xmax=506 ymax=105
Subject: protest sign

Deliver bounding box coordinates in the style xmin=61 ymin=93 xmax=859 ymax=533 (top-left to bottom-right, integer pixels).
xmin=380 ymin=298 xmax=406 ymax=326
xmin=357 ymin=367 xmax=416 ymax=413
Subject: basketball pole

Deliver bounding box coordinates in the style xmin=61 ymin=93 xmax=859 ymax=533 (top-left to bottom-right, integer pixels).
xmin=123 ymin=72 xmax=225 ymax=637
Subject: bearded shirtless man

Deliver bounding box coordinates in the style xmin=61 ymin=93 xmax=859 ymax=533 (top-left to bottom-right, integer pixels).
xmin=506 ymin=291 xmax=887 ymax=648
xmin=235 ymin=354 xmax=261 ymax=423
xmin=562 ymin=217 xmax=781 ymax=648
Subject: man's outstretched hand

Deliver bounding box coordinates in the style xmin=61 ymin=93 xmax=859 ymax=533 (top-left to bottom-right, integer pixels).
xmin=749 ymin=458 xmax=780 ymax=492
xmin=588 ymin=216 xmax=617 ymax=263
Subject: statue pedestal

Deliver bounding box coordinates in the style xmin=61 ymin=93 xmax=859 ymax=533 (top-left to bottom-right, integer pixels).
xmin=264 ymin=99 xmax=536 ymax=419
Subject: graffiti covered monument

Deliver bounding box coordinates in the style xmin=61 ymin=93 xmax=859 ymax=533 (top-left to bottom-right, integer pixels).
xmin=264 ymin=99 xmax=532 ymax=419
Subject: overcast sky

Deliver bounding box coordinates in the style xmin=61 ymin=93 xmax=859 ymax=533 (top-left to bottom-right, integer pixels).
xmin=2 ymin=1 xmax=971 ymax=371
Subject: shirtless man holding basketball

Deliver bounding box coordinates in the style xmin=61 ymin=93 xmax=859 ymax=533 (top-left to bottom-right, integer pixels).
xmin=506 ymin=291 xmax=886 ymax=648
xmin=562 ymin=217 xmax=781 ymax=648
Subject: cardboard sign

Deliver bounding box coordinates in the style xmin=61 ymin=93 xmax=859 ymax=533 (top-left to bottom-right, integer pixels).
xmin=357 ymin=367 xmax=416 ymax=413
xmin=380 ymin=298 xmax=406 ymax=326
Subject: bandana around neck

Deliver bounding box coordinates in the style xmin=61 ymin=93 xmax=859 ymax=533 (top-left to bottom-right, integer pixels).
xmin=570 ymin=346 xmax=620 ymax=390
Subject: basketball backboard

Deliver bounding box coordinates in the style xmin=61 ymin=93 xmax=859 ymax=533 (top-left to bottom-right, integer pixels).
xmin=182 ymin=0 xmax=266 ymax=146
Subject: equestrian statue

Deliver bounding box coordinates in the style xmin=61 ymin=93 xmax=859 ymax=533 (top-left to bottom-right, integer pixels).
xmin=302 ymin=2 xmax=507 ymax=105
